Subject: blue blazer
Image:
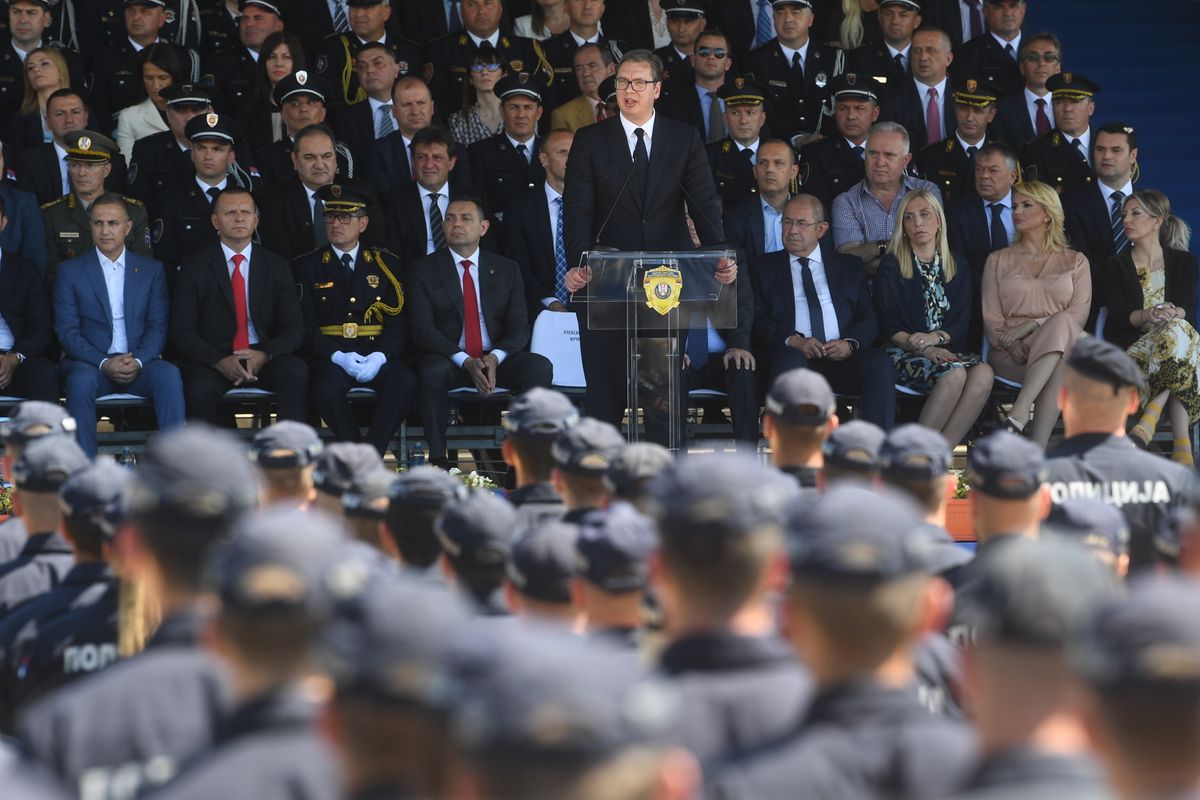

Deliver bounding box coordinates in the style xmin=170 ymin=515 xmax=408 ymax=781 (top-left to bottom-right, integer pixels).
xmin=0 ymin=183 xmax=47 ymax=270
xmin=872 ymin=251 xmax=973 ymax=353
xmin=53 ymin=249 xmax=169 ymax=368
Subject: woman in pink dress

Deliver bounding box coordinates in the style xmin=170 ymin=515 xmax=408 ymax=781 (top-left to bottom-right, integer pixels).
xmin=981 ymin=180 xmax=1091 ymax=446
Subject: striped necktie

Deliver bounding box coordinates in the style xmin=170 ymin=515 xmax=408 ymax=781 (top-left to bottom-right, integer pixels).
xmin=1110 ymin=190 xmax=1128 ymax=253
xmin=553 ymin=196 xmax=569 ymax=303
xmin=331 ymin=0 xmax=349 ymax=33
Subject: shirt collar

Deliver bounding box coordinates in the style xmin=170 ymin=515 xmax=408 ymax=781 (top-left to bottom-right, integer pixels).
xmin=570 ymin=30 xmax=597 ymax=46
xmin=956 ymin=132 xmax=984 ymax=151
xmin=221 ymin=241 xmax=252 ymax=264
xmin=1099 ymin=179 xmax=1134 ymax=204
xmin=451 ymin=248 xmax=482 ymax=266
xmin=97 ymin=247 xmax=126 ymax=268
xmin=196 ymin=176 xmax=228 ymax=193
xmin=506 ymin=133 xmax=535 ymax=152
xmin=53 ymin=142 xmax=68 ymax=159
xmin=983 ymin=191 xmax=1013 ymax=211
xmin=128 ymin=36 xmax=158 ymax=52
xmin=619 ymin=111 xmax=655 ymax=142
xmin=991 ymin=31 xmax=1021 ymax=53
xmin=916 ymin=76 xmax=947 ymax=98
xmin=544 ymin=181 xmax=563 ymax=205
xmin=469 ymin=31 xmax=499 ymax=48
xmin=245 ymin=46 xmax=260 ymax=62
xmin=356 ymin=33 xmax=387 ymax=46
xmin=1025 ymin=86 xmax=1049 ymax=103
xmin=418 ymin=181 xmax=449 ymax=200
xmin=778 ymin=40 xmax=809 ymax=64
xmin=792 ymin=246 xmax=823 ymax=267
xmin=367 ymin=95 xmax=387 ymax=113
xmin=887 ymin=42 xmax=910 ymax=59
xmin=332 ymin=243 xmax=360 ymax=264
xmin=739 ymin=138 xmax=760 ymax=155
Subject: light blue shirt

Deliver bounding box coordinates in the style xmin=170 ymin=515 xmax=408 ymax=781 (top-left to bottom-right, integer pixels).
xmin=983 ymin=192 xmax=1016 ymax=246
xmin=762 ymin=199 xmax=783 ymax=253
xmin=694 ymin=83 xmax=725 ymax=140
xmin=97 ymin=248 xmax=129 ymax=357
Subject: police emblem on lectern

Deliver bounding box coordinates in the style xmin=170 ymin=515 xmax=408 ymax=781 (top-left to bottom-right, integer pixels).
xmin=643 ymin=264 xmax=683 ymax=315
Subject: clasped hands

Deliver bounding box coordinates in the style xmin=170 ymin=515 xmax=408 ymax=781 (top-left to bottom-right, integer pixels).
xmin=563 ymin=257 xmax=739 ymax=294
xmin=1146 ymin=303 xmax=1179 ymax=326
xmin=787 ymin=335 xmax=852 ymax=361
xmin=332 ymin=351 xmax=387 ymax=383
xmin=215 ymin=349 xmax=269 ymax=386
xmin=464 ymin=353 xmax=500 ymax=396
xmin=996 ymin=319 xmax=1039 ymax=353
xmin=100 ymin=353 xmax=141 ymax=386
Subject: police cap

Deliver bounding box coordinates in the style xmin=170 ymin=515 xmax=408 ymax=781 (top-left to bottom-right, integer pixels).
xmin=12 ymin=435 xmax=88 ymax=494
xmin=507 ymin=522 xmax=578 ymax=604
xmin=576 ymin=503 xmax=656 ymax=593
xmin=250 ymin=420 xmax=323 ymax=469
xmin=717 ymin=75 xmax=767 ymax=106
xmin=64 ymin=131 xmax=118 ymax=163
xmin=662 ymin=0 xmax=708 ymax=17
xmin=183 ymin=112 xmax=244 ymax=146
xmin=0 ymin=401 xmax=76 ymax=446
xmin=879 ymin=0 xmax=921 ymax=9
xmin=124 ymin=0 xmax=166 ymax=7
xmin=603 ymin=442 xmax=673 ymax=498
xmin=388 ymin=465 xmax=467 ymax=510
xmin=771 ymin=0 xmax=812 ymax=8
xmin=968 ymin=430 xmax=1046 ymax=499
xmin=551 ymin=417 xmax=625 ymax=477
xmin=347 ymin=0 xmax=387 ymax=6
xmin=435 ymin=491 xmax=517 ymax=568
xmin=824 ymin=419 xmax=886 ymax=474
xmin=160 ymin=82 xmax=214 ymax=108
xmin=128 ymin=425 xmax=259 ymax=522
xmin=238 ymin=0 xmax=284 ymax=16
xmin=317 ymin=183 xmax=371 ymax=215
xmin=830 ymin=72 xmax=884 ymax=104
xmin=880 ymin=423 xmax=951 ymax=481
xmin=765 ymin=368 xmax=835 ymax=426
xmin=206 ymin=507 xmax=364 ymax=617
xmin=342 ymin=469 xmax=396 ymax=520
xmin=58 ymin=458 xmax=136 ymax=541
xmin=502 ymin=387 xmax=579 ymax=437
xmin=954 ymin=77 xmax=999 ymax=107
xmin=649 ymin=454 xmax=799 ymax=542
xmin=312 ymin=442 xmax=383 ymax=497
xmin=273 ymin=70 xmax=329 ymax=105
xmin=1046 ymin=72 xmax=1100 ymax=101
xmin=598 ymin=75 xmax=617 ymax=104
xmin=1046 ymin=497 xmax=1131 ymax=558
xmin=1066 ymin=336 xmax=1146 ymax=391
xmin=495 ymin=72 xmax=545 ymax=104
xmin=1075 ymin=575 xmax=1200 ymax=693
xmin=789 ymin=484 xmax=931 ymax=582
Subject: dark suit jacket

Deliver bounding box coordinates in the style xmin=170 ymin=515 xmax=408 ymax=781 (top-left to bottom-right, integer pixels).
xmin=257 ymin=177 xmax=386 ymax=261
xmin=700 ymin=261 xmax=755 ymax=352
xmin=882 ymin=78 xmax=955 ymax=149
xmin=600 ymin=0 xmax=657 ymax=51
xmin=53 ymin=249 xmax=169 ymax=367
xmin=724 ymin=192 xmax=771 ymax=265
xmin=993 ymin=90 xmax=1039 ymax=147
xmin=0 ymin=184 xmax=47 ymax=269
xmin=405 ymin=248 xmax=531 ymax=359
xmin=399 ymin=0 xmax=452 ymax=42
xmin=657 ymin=78 xmax=707 ymax=139
xmin=1064 ymin=182 xmax=1121 ymax=330
xmin=17 ymin=143 xmax=128 ymax=206
xmin=848 ymin=41 xmax=909 ymax=98
xmin=950 ymin=32 xmax=1023 ymax=98
xmin=563 ymin=114 xmax=725 ymax=270
xmin=382 ymin=182 xmax=434 ymax=264
xmin=1101 ymin=249 xmax=1199 ymax=349
xmin=924 ymin=0 xmax=968 ymax=49
xmin=468 ymin=132 xmax=544 ymax=227
xmin=947 ymin=193 xmax=1007 ymax=349
xmin=501 ymin=184 xmax=558 ymax=320
xmin=750 ymin=243 xmax=877 ymax=349
xmin=872 ymin=251 xmax=973 ymax=352
xmin=709 ymin=1 xmax=758 ymax=65
xmin=0 ymin=251 xmax=52 ymax=358
xmin=362 ymin=131 xmax=472 ymax=198
xmin=170 ymin=242 xmax=304 ymax=366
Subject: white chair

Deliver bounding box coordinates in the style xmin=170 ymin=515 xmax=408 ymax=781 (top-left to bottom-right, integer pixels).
xmin=981 ymin=339 xmax=1023 ymax=389
xmin=530 ymin=310 xmax=585 ymax=389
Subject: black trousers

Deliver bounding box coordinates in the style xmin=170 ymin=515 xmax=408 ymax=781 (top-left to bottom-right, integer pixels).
xmin=3 ymin=356 xmax=59 ymax=402
xmin=417 ymin=351 xmax=553 ymax=462
xmin=685 ymin=355 xmax=760 ymax=443
xmin=313 ymin=358 xmax=417 ymax=454
xmin=766 ymin=344 xmax=896 ymax=430
xmin=181 ymin=354 xmax=309 ymax=426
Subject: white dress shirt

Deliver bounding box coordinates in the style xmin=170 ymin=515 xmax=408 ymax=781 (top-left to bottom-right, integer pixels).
xmin=991 ymin=31 xmax=1021 ymax=58
xmin=196 ymin=176 xmax=229 ymax=194
xmin=418 ymin=182 xmax=450 ymax=255
xmin=619 ymin=111 xmax=655 ymax=159
xmin=543 ymin=181 xmax=564 ymax=308
xmin=506 ymin=133 xmax=535 ymax=163
xmin=367 ymin=96 xmax=390 ymax=139
xmin=331 ymin=243 xmax=360 ymax=271
xmin=468 ymin=31 xmax=500 ymax=48
xmin=221 ymin=241 xmax=260 ymax=345
xmin=1099 ymin=178 xmax=1135 ymax=212
xmin=915 ymin=77 xmax=948 ymax=140
xmin=1068 ymin=127 xmax=1092 ymax=164
xmin=450 ymin=248 xmax=507 ymax=366
xmin=778 ymin=40 xmax=810 ymax=71
xmin=1024 ymin=87 xmax=1054 ymax=131
xmin=0 ymin=253 xmax=14 ymax=352
xmin=245 ymin=45 xmax=259 ymax=63
xmin=957 ymin=132 xmax=984 ymax=152
xmin=790 ymin=247 xmax=840 ymax=342
xmin=97 ymin=247 xmax=130 ymax=359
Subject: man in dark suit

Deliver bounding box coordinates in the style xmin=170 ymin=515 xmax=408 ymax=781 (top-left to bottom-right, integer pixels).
xmin=847 ymin=0 xmax=920 ymax=101
xmin=947 ymin=141 xmax=1017 ymax=350
xmin=406 ymin=196 xmax=553 ymax=466
xmin=170 ymin=187 xmax=308 ymax=424
xmin=724 ymin=138 xmax=795 ymax=263
xmin=469 ymin=72 xmax=546 ymax=233
xmin=329 ymin=41 xmax=420 ymax=171
xmin=53 ymin=194 xmax=185 ymax=457
xmin=707 ymin=0 xmax=765 ymax=66
xmin=294 ymin=183 xmax=415 ymax=455
xmin=882 ymin=27 xmax=954 ymax=150
xmin=949 ymin=0 xmax=1024 ymax=98
xmin=398 ymin=0 xmax=457 ymax=44
xmin=743 ymin=0 xmax=842 ymax=146
xmin=562 ymin=49 xmax=732 ymax=429
xmin=916 ymin=79 xmax=997 ymax=204
xmin=751 ymin=194 xmax=894 ymax=429
xmin=992 ymin=32 xmax=1060 ymax=147
xmin=657 ymin=28 xmax=730 ymax=142
xmin=1020 ymin=72 xmax=1098 ymax=195
xmin=0 ymin=196 xmax=57 ymax=402
xmin=382 ymin=125 xmax=457 ymax=263
xmin=0 ymin=149 xmax=46 ymax=269
xmin=17 ymin=89 xmax=127 ymax=206
xmin=798 ymin=72 xmax=879 ymax=212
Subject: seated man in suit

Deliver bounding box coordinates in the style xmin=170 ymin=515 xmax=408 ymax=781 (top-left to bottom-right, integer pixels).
xmin=0 ymin=196 xmax=57 ymax=402
xmin=53 ymin=193 xmax=185 ymax=457
xmin=993 ymin=33 xmax=1060 ymax=147
xmin=752 ymin=194 xmax=894 ymax=429
xmin=723 ymin=138 xmax=796 ymax=264
xmin=171 ymin=187 xmax=308 ymax=426
xmin=363 ymin=76 xmax=471 ymax=197
xmin=382 ymin=125 xmax=456 ymax=264
xmin=502 ymin=129 xmax=574 ymax=322
xmin=17 ymin=89 xmax=127 ymax=206
xmin=294 ymin=183 xmax=415 ymax=456
xmin=549 ymin=43 xmax=617 ymax=133
xmin=0 ymin=147 xmax=47 ymax=269
xmin=406 ymin=196 xmax=554 ymax=466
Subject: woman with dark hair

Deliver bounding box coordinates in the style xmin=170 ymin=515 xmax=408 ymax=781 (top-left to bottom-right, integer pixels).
xmin=515 ymin=0 xmax=570 ymax=39
xmin=116 ymin=43 xmax=186 ymax=163
xmin=875 ymin=189 xmax=993 ymax=446
xmin=448 ymin=46 xmax=506 ymax=147
xmin=245 ymin=30 xmax=306 ymax=151
xmin=6 ymin=46 xmax=70 ymax=152
xmin=1102 ymin=189 xmax=1200 ymax=463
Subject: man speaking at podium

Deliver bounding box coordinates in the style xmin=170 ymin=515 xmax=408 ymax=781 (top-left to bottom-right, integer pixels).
xmin=562 ymin=49 xmax=737 ymax=433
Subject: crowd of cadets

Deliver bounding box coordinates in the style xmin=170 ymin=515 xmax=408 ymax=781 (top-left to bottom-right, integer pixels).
xmin=0 ymin=0 xmax=1168 ymax=454
xmin=0 ymin=334 xmax=1194 ymax=798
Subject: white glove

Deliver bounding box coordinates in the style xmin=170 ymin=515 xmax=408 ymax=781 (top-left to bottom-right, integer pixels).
xmin=354 ymin=352 xmax=387 ymax=383
xmin=331 ymin=351 xmax=365 ymax=377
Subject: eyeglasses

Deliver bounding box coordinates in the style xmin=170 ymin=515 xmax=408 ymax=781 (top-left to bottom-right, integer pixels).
xmin=1020 ymin=52 xmax=1060 ymax=63
xmin=696 ymin=47 xmax=728 ymax=59
xmin=782 ymin=218 xmax=822 ymax=228
xmin=469 ymin=62 xmax=502 ymax=73
xmin=615 ymin=77 xmax=659 ymax=92
xmin=323 ymin=212 xmax=360 ymax=224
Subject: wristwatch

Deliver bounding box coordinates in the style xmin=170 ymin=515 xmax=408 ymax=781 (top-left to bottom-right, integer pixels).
xmin=877 ymin=242 xmax=888 ymax=258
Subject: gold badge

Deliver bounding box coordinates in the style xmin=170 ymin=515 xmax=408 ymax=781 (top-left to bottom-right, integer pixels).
xmin=643 ymin=265 xmax=683 ymax=316
xmin=735 ymin=77 xmax=744 ymax=89
xmin=206 ymin=112 xmax=219 ymax=126
xmin=342 ymin=322 xmax=359 ymax=338
xmin=366 ymin=274 xmax=380 ymax=288
xmin=510 ymin=59 xmax=524 ymax=72
xmin=296 ymin=70 xmax=308 ymax=85
xmin=331 ymin=185 xmax=342 ymax=197
xmin=1063 ymin=72 xmax=1072 ymax=84
xmin=78 ymin=135 xmax=91 ymax=151
xmin=966 ymin=79 xmax=977 ymax=92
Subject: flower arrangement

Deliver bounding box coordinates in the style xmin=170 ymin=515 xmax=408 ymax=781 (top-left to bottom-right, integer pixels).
xmin=447 ymin=467 xmax=500 ymax=490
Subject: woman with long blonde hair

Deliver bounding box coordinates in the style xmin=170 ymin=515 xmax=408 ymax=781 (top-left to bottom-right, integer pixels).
xmin=7 ymin=46 xmax=70 ymax=151
xmin=874 ymin=190 xmax=993 ymax=446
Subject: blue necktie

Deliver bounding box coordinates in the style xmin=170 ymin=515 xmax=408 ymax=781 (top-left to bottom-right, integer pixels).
xmin=798 ymin=256 xmax=826 ymax=342
xmin=553 ymin=197 xmax=568 ymax=303
xmin=989 ymin=203 xmax=1008 ymax=248
xmin=1110 ymin=191 xmax=1129 ymax=253
xmin=755 ymin=0 xmax=773 ymax=47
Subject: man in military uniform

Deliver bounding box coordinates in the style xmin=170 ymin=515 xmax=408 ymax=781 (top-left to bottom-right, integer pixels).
xmin=126 ymin=82 xmax=217 ymax=212
xmin=196 ymin=0 xmax=242 ymax=55
xmin=312 ymin=0 xmax=423 ymax=108
xmin=705 ymin=76 xmax=766 ymax=208
xmin=0 ymin=0 xmax=85 ymax=117
xmin=17 ymin=88 xmax=127 ymax=206
xmin=797 ymin=73 xmax=879 ymax=212
xmin=847 ymin=0 xmax=920 ymax=101
xmin=1020 ymin=71 xmax=1099 ymax=194
xmin=501 ymin=387 xmax=577 ymax=526
xmin=744 ymin=0 xmax=843 ymax=146
xmin=1046 ymin=336 xmax=1196 ymax=572
xmin=468 ymin=72 xmax=545 ymax=230
xmin=16 ymin=427 xmax=258 ymax=799
xmin=255 ymin=71 xmax=357 ymax=188
xmin=201 ymin=0 xmax=284 ymax=123
xmin=916 ymin=78 xmax=997 ymax=204
xmin=654 ymin=0 xmax=708 ymax=86
xmin=41 ymin=130 xmax=150 ymax=281
xmin=79 ymin=0 xmax=203 ymax=56
xmin=294 ymin=183 xmax=415 ymax=456
xmin=422 ymin=0 xmax=552 ymax=116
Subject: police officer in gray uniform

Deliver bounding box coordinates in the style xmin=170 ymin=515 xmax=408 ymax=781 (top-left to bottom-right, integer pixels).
xmin=1045 ymin=336 xmax=1196 ymax=572
xmin=550 ymin=417 xmax=625 ymax=524
xmin=502 ymin=387 xmax=578 ymax=526
xmin=0 ymin=401 xmax=78 ymax=562
xmin=436 ymin=490 xmax=518 ymax=616
xmin=575 ymin=501 xmax=657 ymax=650
xmin=822 ymin=418 xmax=886 ymax=486
xmin=384 ymin=466 xmax=466 ymax=580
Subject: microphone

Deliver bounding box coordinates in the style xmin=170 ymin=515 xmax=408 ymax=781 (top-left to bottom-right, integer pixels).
xmin=587 ymin=154 xmax=639 ymax=265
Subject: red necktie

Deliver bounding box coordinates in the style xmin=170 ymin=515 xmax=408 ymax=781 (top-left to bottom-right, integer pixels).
xmin=461 ymin=260 xmax=483 ymax=358
xmin=231 ymin=253 xmax=249 ymax=351
xmin=1034 ymin=98 xmax=1051 ymax=136
xmin=925 ymin=87 xmax=941 ymax=146
xmin=596 ymin=101 xmax=606 ymax=122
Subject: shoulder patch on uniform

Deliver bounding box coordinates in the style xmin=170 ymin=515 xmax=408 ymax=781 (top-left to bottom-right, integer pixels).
xmin=40 ymin=197 xmax=66 ymax=210
xmin=151 ymin=219 xmax=164 ymax=243
xmin=123 ymin=195 xmax=144 ymax=207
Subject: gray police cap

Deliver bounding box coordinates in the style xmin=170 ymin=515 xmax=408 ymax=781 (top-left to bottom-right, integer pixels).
xmin=968 ymin=430 xmax=1046 ymax=499
xmin=12 ymin=435 xmax=89 ymax=494
xmin=388 ymin=465 xmax=467 ymax=510
xmin=0 ymin=401 xmax=77 ymax=446
xmin=312 ymin=442 xmax=384 ymax=497
xmin=250 ymin=421 xmax=323 ymax=468
xmin=603 ymin=442 xmax=673 ymax=498
xmin=880 ymin=423 xmax=951 ymax=480
xmin=507 ymin=522 xmax=579 ymax=604
xmin=824 ymin=420 xmax=886 ymax=474
xmin=1046 ymin=497 xmax=1131 ymax=557
xmin=766 ymin=368 xmax=835 ymax=426
xmin=436 ymin=490 xmax=518 ymax=567
xmin=551 ymin=417 xmax=625 ymax=477
xmin=649 ymin=454 xmax=800 ymax=541
xmin=503 ymin=387 xmax=579 ymax=437
xmin=342 ymin=469 xmax=396 ymax=520
xmin=576 ymin=503 xmax=657 ymax=593
xmin=1067 ymin=336 xmax=1146 ymax=391
xmin=128 ymin=425 xmax=259 ymax=522
xmin=58 ymin=457 xmax=136 ymax=540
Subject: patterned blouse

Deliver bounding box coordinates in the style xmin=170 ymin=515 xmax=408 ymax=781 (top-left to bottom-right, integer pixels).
xmin=448 ymin=104 xmax=504 ymax=147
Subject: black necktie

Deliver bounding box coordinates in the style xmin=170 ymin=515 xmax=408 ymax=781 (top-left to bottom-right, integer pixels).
xmin=206 ymin=186 xmax=220 ymax=206
xmin=967 ymin=145 xmax=978 ymax=159
xmin=790 ymin=50 xmax=804 ymax=84
xmin=988 ymin=202 xmax=1007 ymax=248
xmin=515 ymin=142 xmax=528 ymax=163
xmin=852 ymin=145 xmax=865 ymax=160
xmin=633 ymin=128 xmax=649 ymax=199
xmin=429 ymin=192 xmax=447 ymax=251
xmin=798 ymin=256 xmax=826 ymax=342
xmin=893 ymin=52 xmax=904 ymax=73
xmin=340 ymin=252 xmax=353 ymax=274
xmin=312 ymin=194 xmax=328 ymax=245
